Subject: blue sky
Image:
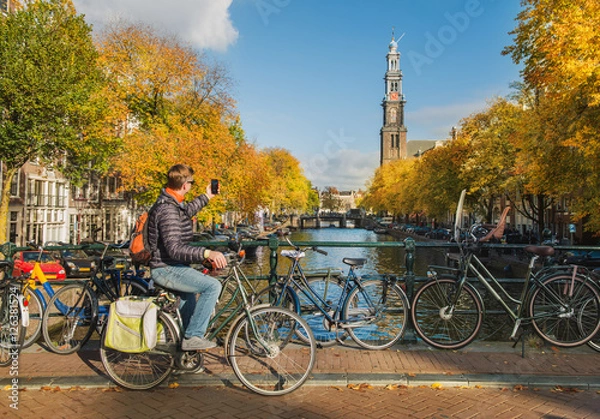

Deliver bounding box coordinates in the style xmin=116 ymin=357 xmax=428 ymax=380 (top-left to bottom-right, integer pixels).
xmin=73 ymin=0 xmax=523 ymax=190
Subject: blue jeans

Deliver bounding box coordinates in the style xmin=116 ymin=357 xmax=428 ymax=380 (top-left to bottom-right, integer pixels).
xmin=152 ymin=265 xmax=222 ymax=339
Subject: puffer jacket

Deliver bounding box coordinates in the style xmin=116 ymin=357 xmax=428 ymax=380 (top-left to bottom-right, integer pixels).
xmin=147 ymin=188 xmax=210 ymax=269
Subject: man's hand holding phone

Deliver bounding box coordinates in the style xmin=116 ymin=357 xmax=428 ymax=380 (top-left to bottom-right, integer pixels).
xmin=206 ymin=179 xmax=219 ymax=198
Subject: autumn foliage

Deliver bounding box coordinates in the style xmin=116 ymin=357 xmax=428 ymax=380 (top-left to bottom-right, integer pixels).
xmin=363 ymin=1 xmax=600 ymax=235
xmin=94 ymin=22 xmax=314 ymax=222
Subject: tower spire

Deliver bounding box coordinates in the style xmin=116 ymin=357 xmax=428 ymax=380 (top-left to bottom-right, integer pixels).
xmin=380 ymin=32 xmax=407 ymax=166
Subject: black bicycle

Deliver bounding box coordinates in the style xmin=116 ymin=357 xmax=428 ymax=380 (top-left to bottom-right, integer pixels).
xmin=41 ymin=242 xmax=150 ymax=354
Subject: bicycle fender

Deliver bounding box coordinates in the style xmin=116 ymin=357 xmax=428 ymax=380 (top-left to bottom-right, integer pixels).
xmin=18 ymin=294 xmax=30 ymax=328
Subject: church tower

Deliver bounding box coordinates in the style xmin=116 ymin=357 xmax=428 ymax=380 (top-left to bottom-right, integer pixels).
xmin=380 ymin=32 xmax=407 ymax=166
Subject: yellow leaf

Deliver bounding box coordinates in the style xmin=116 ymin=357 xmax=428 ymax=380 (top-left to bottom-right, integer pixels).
xmin=431 ymin=383 xmax=443 ymax=390
xmin=168 ymin=382 xmax=180 ymax=389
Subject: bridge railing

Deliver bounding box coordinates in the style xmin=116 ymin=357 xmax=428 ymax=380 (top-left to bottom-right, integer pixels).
xmin=4 ymin=238 xmax=598 ymax=301
xmin=213 ymin=237 xmax=600 ymax=301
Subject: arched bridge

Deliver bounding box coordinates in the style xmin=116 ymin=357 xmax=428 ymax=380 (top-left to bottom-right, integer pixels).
xmin=299 ymin=213 xmax=366 ymax=229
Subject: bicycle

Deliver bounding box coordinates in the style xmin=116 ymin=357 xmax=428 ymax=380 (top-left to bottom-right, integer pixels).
xmin=0 ymin=259 xmax=29 ymax=367
xmin=100 ymin=244 xmax=316 ymax=396
xmin=41 ymin=242 xmax=150 ymax=355
xmin=411 ymin=190 xmax=600 ymax=350
xmin=17 ymin=241 xmax=65 ymax=349
xmin=256 ymin=236 xmax=410 ymax=350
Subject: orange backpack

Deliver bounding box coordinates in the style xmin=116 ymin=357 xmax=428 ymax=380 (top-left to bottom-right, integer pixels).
xmin=129 ymin=199 xmax=170 ymax=266
xmin=129 ymin=210 xmax=152 ymax=266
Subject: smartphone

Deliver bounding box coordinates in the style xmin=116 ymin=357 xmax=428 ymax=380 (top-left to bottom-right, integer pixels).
xmin=211 ymin=179 xmax=219 ymax=194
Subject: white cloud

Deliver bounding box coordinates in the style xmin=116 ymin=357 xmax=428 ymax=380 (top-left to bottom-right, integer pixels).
xmin=407 ymin=99 xmax=488 ymax=139
xmin=72 ymin=0 xmax=238 ymax=51
xmin=302 ymin=149 xmax=379 ymax=191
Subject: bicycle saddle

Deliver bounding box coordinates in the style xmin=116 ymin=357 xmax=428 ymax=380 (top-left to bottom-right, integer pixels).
xmin=281 ymin=250 xmax=305 ymax=259
xmin=342 ymin=258 xmax=366 ymax=267
xmin=523 ymin=245 xmax=555 ymax=257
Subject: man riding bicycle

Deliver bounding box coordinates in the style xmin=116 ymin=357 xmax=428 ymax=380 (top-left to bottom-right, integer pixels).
xmin=148 ymin=164 xmax=227 ymax=351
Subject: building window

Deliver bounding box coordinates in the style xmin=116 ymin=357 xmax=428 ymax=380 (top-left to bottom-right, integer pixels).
xmin=10 ymin=171 xmax=19 ymax=197
xmin=9 ymin=211 xmax=18 ymax=243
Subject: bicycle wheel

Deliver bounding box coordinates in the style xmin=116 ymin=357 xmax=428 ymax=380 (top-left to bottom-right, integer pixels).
xmin=100 ymin=311 xmax=177 ymax=390
xmin=42 ymin=283 xmax=97 ymax=354
xmin=299 ymin=276 xmax=348 ymax=347
xmin=228 ymin=306 xmax=315 ymax=396
xmin=256 ymin=277 xmax=345 ymax=347
xmin=22 ymin=288 xmax=43 ymax=348
xmin=581 ymin=296 xmax=600 ymax=352
xmin=529 ymin=274 xmax=600 ymax=347
xmin=411 ymin=277 xmax=483 ymax=350
xmin=343 ymin=279 xmax=409 ymax=350
xmin=0 ymin=284 xmax=25 ymax=367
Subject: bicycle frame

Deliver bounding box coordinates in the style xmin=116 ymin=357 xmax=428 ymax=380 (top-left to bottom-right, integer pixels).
xmin=437 ymin=246 xmax=593 ymax=338
xmin=276 ymin=256 xmax=377 ymax=329
xmin=206 ymin=261 xmax=258 ymax=340
xmin=154 ymin=251 xmax=281 ymax=358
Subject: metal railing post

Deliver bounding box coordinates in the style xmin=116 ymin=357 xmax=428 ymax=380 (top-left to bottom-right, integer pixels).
xmin=268 ymin=235 xmax=279 ymax=286
xmin=404 ymin=237 xmax=415 ymax=300
xmin=403 ymin=236 xmax=417 ymax=342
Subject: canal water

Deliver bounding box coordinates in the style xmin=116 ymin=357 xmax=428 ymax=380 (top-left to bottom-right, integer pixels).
xmin=244 ymin=227 xmax=449 ymax=278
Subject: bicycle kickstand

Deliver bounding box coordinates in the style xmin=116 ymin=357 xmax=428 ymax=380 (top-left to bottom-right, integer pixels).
xmin=509 ymin=319 xmax=527 ymax=358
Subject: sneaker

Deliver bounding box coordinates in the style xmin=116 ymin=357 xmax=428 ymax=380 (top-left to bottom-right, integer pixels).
xmin=181 ymin=336 xmax=216 ymax=351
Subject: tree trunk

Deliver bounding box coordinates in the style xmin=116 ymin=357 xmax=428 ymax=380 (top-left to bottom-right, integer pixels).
xmin=0 ymin=166 xmax=18 ymax=244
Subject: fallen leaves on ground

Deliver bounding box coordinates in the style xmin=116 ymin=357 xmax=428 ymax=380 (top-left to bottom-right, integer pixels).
xmin=168 ymin=382 xmax=180 ymax=389
xmin=513 ymin=384 xmax=527 ymax=391
xmin=552 ymin=386 xmax=583 ymax=393
xmin=40 ymin=386 xmax=61 ymax=392
xmin=384 ymin=383 xmax=407 ymax=390
xmin=101 ymin=387 xmax=122 ymax=393
xmin=347 ymin=383 xmax=374 ymax=390
xmin=431 ymin=382 xmax=443 ymax=390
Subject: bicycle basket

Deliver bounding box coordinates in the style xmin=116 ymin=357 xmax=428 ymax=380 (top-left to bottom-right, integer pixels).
xmin=104 ymin=296 xmax=160 ymax=353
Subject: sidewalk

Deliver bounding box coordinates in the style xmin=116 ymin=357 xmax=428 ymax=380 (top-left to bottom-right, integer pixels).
xmin=2 ymin=338 xmax=599 ymax=391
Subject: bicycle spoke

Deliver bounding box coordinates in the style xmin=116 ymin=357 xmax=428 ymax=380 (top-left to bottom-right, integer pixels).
xmin=228 ymin=307 xmax=315 ymax=396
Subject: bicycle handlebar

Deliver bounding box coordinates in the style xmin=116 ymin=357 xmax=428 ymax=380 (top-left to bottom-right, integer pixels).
xmin=284 ymin=236 xmax=328 ymax=256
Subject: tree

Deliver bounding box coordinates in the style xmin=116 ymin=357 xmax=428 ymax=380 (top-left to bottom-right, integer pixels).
xmin=457 ymin=98 xmax=522 ymax=221
xmin=99 ymin=22 xmax=238 ymax=207
xmin=220 ymin=120 xmax=272 ymax=224
xmin=0 ymin=0 xmax=112 ymax=242
xmin=320 ymin=187 xmax=343 ymax=213
xmin=503 ymin=0 xmax=600 ymax=233
xmin=413 ymin=139 xmax=467 ymax=221
xmin=264 ymin=148 xmax=312 ymax=215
